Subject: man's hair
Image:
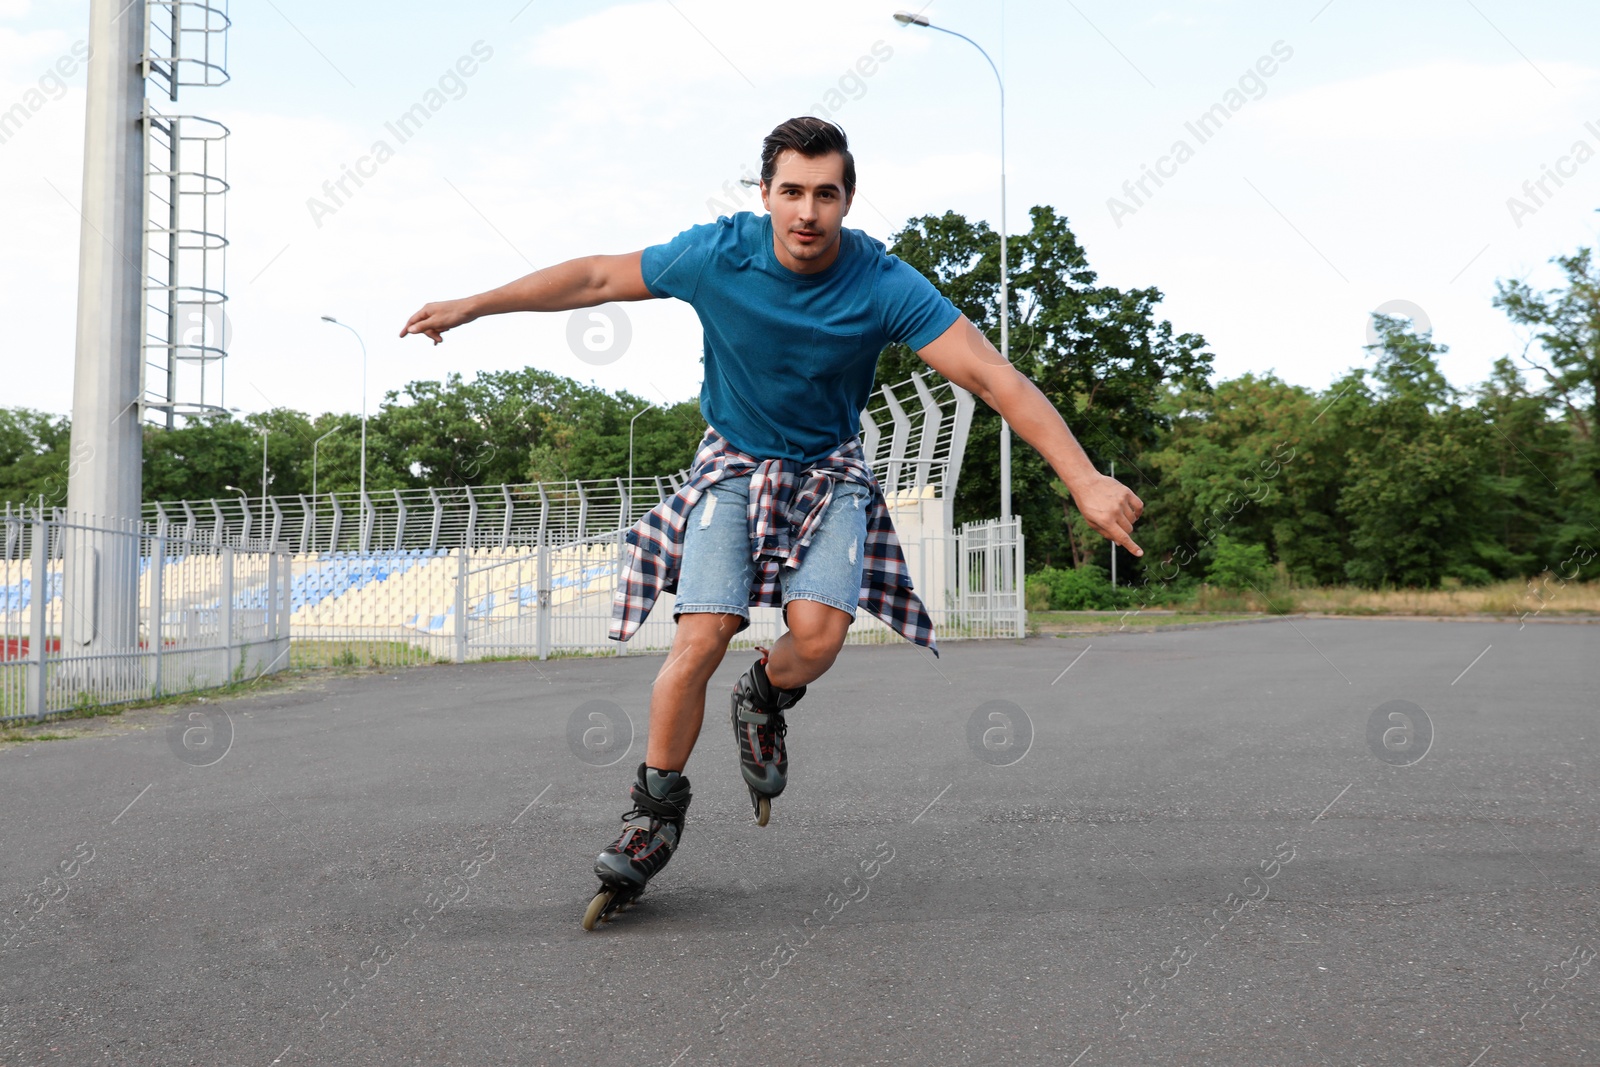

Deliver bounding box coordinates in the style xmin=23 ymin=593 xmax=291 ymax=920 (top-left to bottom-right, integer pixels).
xmin=759 ymin=117 xmax=855 ymax=199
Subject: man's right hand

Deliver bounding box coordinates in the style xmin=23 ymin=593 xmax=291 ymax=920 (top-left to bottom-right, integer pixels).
xmin=400 ymin=298 xmax=477 ymax=344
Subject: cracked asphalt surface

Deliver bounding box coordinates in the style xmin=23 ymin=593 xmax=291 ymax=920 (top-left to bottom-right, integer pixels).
xmin=1 ymin=617 xmax=1594 ymax=1066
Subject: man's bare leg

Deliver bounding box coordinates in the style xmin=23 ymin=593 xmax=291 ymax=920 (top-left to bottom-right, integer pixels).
xmin=763 ymin=599 xmax=852 ymax=689
xmin=644 ymin=602 xmax=849 ymax=770
xmin=725 ymin=599 xmax=852 ymax=824
xmin=644 ymin=612 xmax=743 ymax=770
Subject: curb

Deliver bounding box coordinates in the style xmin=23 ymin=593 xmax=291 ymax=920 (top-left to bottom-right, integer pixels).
xmin=1033 ymin=614 xmax=1307 ymax=637
xmin=1032 ymin=611 xmax=1600 ymax=637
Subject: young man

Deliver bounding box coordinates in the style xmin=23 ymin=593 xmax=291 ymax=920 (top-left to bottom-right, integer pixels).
xmin=401 ymin=117 xmax=1145 ymax=926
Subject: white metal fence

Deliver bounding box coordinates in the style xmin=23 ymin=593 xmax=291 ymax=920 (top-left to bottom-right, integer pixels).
xmin=1 ymin=508 xmax=1021 ymax=719
xmin=1 ymin=513 xmax=290 ymax=722
xmin=1 ymin=374 xmax=1023 ymax=713
xmin=275 ymin=514 xmax=1023 ymax=669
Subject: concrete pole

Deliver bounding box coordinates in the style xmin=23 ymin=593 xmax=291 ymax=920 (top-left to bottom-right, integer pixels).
xmin=65 ymin=0 xmax=145 ymax=660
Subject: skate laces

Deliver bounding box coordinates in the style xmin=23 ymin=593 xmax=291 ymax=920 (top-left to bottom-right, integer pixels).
xmin=754 ymin=707 xmax=788 ymax=761
xmin=618 ymin=822 xmax=654 ymax=857
xmin=616 ymin=791 xmax=683 ymax=856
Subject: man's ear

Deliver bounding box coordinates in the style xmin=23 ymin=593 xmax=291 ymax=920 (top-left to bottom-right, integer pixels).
xmin=759 ymin=180 xmax=770 ymax=212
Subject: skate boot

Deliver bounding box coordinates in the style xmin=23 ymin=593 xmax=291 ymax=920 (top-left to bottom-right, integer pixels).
xmin=583 ymin=762 xmax=692 ymax=930
xmin=730 ymin=649 xmax=806 ymax=826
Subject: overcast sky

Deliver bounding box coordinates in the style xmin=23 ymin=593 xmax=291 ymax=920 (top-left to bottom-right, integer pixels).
xmin=3 ymin=0 xmax=1598 ymax=422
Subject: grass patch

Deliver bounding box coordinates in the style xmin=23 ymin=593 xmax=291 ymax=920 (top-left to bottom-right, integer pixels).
xmin=1290 ymin=577 xmax=1600 ymax=617
xmin=1055 ymin=576 xmax=1600 ymax=620
xmin=291 ymin=640 xmax=447 ymax=670
xmin=0 ymin=668 xmax=318 ymax=747
xmin=1030 ymin=611 xmax=1257 ymax=635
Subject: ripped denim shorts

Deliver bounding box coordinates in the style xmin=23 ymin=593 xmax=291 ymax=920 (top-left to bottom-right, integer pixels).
xmin=672 ymin=472 xmax=870 ymax=624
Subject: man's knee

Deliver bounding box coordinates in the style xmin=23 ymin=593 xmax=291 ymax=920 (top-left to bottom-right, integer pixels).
xmin=785 ymin=604 xmax=850 ymax=664
xmin=665 ymin=613 xmax=740 ymax=675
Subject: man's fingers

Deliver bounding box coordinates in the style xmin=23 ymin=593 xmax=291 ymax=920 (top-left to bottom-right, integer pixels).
xmin=400 ymin=307 xmax=429 ymax=337
xmin=401 ymin=305 xmax=455 ymax=339
xmin=1090 ymin=510 xmax=1143 ymax=558
xmin=1103 ymin=521 xmax=1143 ymax=558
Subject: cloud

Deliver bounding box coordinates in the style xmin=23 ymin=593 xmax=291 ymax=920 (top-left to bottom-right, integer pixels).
xmin=0 ymin=26 xmax=75 ymax=80
xmin=1253 ymin=59 xmax=1600 ymax=142
xmin=527 ymin=0 xmax=904 ymax=83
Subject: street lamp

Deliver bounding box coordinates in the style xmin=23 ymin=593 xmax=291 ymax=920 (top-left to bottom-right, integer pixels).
xmin=311 ymin=426 xmax=339 ymax=548
xmin=893 ymin=10 xmax=1013 ymax=522
xmin=257 ymin=427 xmax=269 ymax=531
xmin=321 ymin=315 xmax=370 ymax=547
xmin=626 ymin=402 xmax=655 ymax=521
xmin=223 ymin=484 xmax=248 ymax=545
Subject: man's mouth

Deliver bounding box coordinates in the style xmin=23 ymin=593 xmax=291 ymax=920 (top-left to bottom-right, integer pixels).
xmin=793 ymin=230 xmax=821 ymax=243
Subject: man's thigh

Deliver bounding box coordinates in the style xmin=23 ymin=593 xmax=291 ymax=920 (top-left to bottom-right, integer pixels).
xmin=673 ymin=476 xmax=755 ymax=625
xmin=780 ymin=479 xmax=870 ymax=621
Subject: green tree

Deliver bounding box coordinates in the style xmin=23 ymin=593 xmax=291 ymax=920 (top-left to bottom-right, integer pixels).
xmin=1338 ymin=317 xmax=1499 ymax=587
xmin=0 ymin=408 xmax=73 ymax=512
xmin=1140 ymin=373 xmax=1346 ymax=585
xmin=1493 ymin=243 xmax=1600 ymax=554
xmin=142 ymin=414 xmax=260 ymax=503
xmin=1470 ymin=356 xmax=1570 ymax=574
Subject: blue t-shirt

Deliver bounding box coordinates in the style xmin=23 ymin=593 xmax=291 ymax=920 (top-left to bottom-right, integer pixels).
xmin=639 ymin=212 xmax=961 ymax=463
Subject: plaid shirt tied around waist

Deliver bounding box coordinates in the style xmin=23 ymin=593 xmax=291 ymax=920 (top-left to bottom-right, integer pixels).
xmin=608 ymin=429 xmax=939 ymax=655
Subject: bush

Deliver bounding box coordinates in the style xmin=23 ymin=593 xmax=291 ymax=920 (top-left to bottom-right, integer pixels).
xmin=1028 ymin=564 xmax=1128 ymax=611
xmin=1207 ymin=534 xmax=1273 ymax=592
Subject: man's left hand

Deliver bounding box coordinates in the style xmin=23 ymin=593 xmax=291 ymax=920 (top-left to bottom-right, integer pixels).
xmin=1068 ymin=473 xmax=1145 ymax=557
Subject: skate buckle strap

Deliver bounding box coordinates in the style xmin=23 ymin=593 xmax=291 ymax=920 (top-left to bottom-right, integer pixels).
xmin=738 ymin=707 xmax=772 ymax=725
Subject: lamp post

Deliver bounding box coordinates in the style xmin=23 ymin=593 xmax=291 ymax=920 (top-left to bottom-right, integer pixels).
xmin=257 ymin=427 xmax=269 ymax=528
xmin=223 ymin=484 xmax=248 ymax=546
xmin=893 ymin=10 xmax=1012 ymax=521
xmin=311 ymin=426 xmax=338 ymax=549
xmin=320 ymin=316 xmax=369 ymax=542
xmin=626 ymin=402 xmax=655 ymax=521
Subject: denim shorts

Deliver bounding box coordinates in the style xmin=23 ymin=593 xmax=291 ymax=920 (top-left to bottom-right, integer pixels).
xmin=673 ymin=473 xmax=871 ymax=627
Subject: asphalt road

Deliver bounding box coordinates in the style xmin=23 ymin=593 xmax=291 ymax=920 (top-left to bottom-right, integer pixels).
xmin=1 ymin=617 xmax=1595 ymax=1066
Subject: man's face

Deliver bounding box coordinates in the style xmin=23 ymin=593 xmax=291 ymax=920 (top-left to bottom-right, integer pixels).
xmin=760 ymin=149 xmax=853 ymax=273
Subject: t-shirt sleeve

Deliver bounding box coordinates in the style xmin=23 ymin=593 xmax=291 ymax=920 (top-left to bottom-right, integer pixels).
xmin=639 ymin=221 xmax=716 ymax=302
xmin=876 ymin=257 xmax=963 ymax=350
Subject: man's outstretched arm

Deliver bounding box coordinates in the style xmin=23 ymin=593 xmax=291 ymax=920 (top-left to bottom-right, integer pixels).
xmin=399 ymin=251 xmax=654 ymax=344
xmin=915 ymin=314 xmax=1146 ymax=557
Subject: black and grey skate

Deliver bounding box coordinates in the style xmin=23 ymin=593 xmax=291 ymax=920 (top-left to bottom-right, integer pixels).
xmin=730 ymin=648 xmax=807 ymax=826
xmin=584 ymin=763 xmax=692 ymax=930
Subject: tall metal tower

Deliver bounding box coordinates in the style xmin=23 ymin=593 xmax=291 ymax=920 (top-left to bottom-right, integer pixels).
xmin=64 ymin=0 xmax=230 ymax=664
xmin=67 ymin=0 xmax=147 ymax=535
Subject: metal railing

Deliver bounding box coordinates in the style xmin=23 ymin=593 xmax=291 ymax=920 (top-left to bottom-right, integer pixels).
xmin=1 ymin=512 xmax=290 ymax=722
xmin=0 ymin=372 xmax=1016 ymax=700
xmin=267 ymin=512 xmax=1024 ymax=670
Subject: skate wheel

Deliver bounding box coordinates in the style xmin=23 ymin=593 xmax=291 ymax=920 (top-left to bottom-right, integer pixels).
xmin=755 ymin=795 xmax=770 ymax=827
xmin=582 ymin=888 xmax=615 ymax=931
